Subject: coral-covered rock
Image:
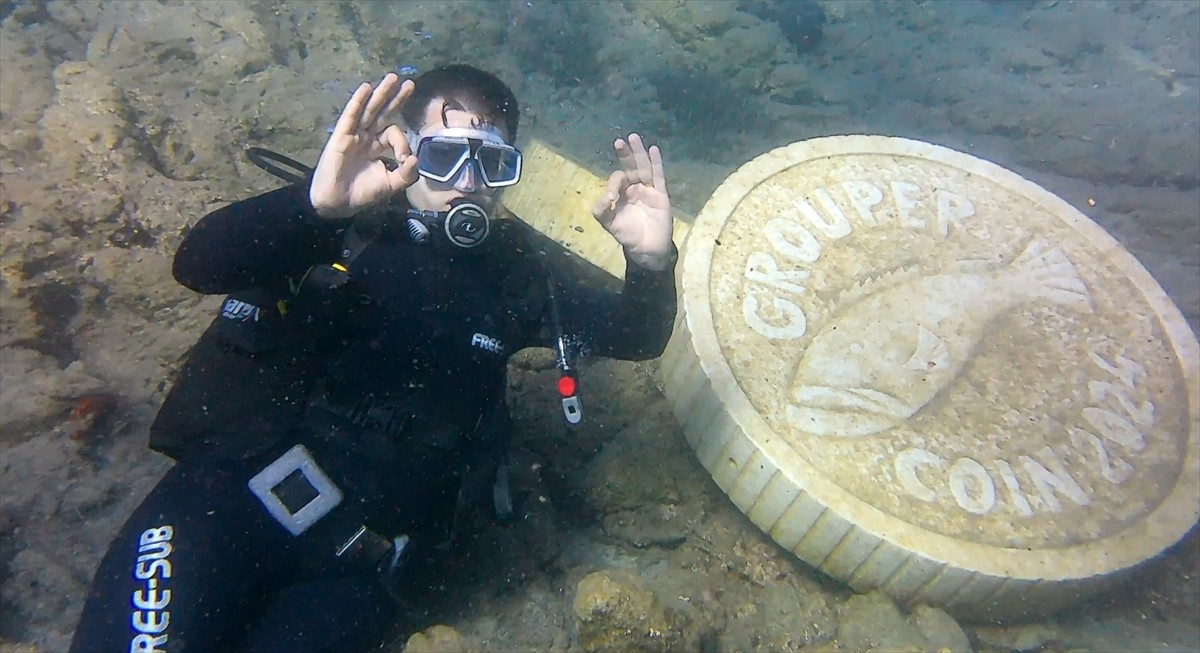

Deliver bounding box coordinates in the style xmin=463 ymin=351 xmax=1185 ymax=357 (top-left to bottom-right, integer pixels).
xmin=572 ymin=569 xmax=684 ymax=652
xmin=403 ymin=624 xmax=468 ymax=653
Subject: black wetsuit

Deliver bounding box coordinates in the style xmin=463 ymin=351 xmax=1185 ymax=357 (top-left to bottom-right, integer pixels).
xmin=69 ymin=183 xmax=677 ymax=653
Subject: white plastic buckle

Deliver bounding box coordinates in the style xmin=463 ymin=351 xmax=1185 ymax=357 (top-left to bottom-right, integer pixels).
xmin=248 ymin=444 xmax=343 ymax=536
xmin=561 ymin=396 xmax=582 ymax=424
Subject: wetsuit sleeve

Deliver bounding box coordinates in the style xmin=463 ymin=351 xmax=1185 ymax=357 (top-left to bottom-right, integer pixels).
xmin=552 ymin=244 xmax=679 ymax=361
xmin=173 ymin=182 xmax=348 ymax=294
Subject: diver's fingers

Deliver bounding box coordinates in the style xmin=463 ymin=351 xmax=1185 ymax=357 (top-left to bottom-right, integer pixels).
xmin=380 ymin=124 xmax=419 ymax=187
xmin=386 ymin=154 xmax=420 ymax=189
xmin=614 ymin=137 xmax=636 ymax=178
xmin=592 ymin=170 xmax=629 ymax=226
xmin=380 ymin=79 xmax=415 ymax=125
xmin=379 ymin=123 xmax=411 ymax=158
xmin=615 ymin=134 xmax=653 ymax=187
xmin=626 ymin=133 xmax=655 ymax=186
xmin=332 ymin=82 xmax=373 ymax=136
xmin=361 ymin=73 xmax=400 ymax=129
xmin=649 ymin=144 xmax=667 ymax=195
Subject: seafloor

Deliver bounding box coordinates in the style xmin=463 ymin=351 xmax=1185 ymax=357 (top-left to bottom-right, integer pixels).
xmin=0 ymin=1 xmax=1197 ymax=652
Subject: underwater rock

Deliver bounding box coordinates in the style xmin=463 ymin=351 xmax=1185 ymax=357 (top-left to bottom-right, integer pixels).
xmin=983 ymin=0 xmax=1041 ymax=8
xmin=833 ymin=591 xmax=932 ymax=652
xmin=0 ymin=19 xmax=55 ymax=155
xmin=910 ymin=604 xmax=973 ymax=653
xmin=59 ymin=392 xmax=120 ymax=444
xmin=737 ymin=0 xmax=826 ymax=54
xmin=572 ymin=569 xmax=682 ymax=653
xmin=600 ymin=507 xmax=688 ymax=549
xmin=821 ymin=592 xmax=973 ymax=652
xmin=767 ymin=63 xmax=818 ymax=105
xmin=630 ymin=1 xmax=744 ymax=43
xmin=403 ymin=624 xmax=467 ymax=652
xmin=0 ymin=348 xmax=104 ymax=441
xmin=719 ymin=578 xmax=838 ymax=652
xmin=80 ymin=249 xmax=188 ymax=319
xmin=647 ymin=66 xmax=754 ymax=134
xmin=974 ymin=622 xmax=1068 ymax=653
xmin=38 ymin=61 xmax=142 ymax=180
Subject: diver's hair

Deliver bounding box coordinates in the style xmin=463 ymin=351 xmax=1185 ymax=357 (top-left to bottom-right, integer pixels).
xmin=402 ymin=64 xmax=520 ymax=142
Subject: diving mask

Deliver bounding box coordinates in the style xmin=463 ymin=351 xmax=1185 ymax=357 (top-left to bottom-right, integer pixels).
xmin=406 ymin=127 xmax=522 ymax=188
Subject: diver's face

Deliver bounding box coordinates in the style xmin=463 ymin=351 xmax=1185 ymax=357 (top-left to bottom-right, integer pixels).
xmin=405 ymin=98 xmax=508 ymax=213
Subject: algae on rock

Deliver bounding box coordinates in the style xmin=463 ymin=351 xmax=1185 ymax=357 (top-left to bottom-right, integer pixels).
xmin=572 ymin=569 xmax=689 ymax=653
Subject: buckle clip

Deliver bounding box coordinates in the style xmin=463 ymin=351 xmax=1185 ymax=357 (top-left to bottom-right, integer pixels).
xmin=248 ymin=445 xmax=343 ymax=536
xmin=555 ymin=334 xmax=584 ymax=424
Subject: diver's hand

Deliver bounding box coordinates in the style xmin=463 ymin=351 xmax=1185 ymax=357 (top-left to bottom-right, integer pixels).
xmin=309 ymin=73 xmax=419 ymax=219
xmin=591 ymin=133 xmax=674 ymax=271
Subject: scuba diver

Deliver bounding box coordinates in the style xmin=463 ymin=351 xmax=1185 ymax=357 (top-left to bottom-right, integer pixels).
xmin=69 ymin=64 xmax=677 ymax=652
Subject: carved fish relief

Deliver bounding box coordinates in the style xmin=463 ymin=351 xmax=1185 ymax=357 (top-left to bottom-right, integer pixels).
xmin=786 ymin=239 xmax=1093 ymax=437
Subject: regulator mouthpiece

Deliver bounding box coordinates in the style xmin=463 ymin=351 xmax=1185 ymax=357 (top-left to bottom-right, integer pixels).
xmin=406 ymin=198 xmax=490 ymax=249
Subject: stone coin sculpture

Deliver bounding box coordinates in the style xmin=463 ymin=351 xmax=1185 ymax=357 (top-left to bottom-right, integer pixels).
xmin=659 ymin=135 xmax=1199 ymax=619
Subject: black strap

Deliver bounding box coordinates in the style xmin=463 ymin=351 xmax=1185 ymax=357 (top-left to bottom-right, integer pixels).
xmin=339 ymin=224 xmax=372 ymax=268
xmin=245 ymin=147 xmax=312 ymax=186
